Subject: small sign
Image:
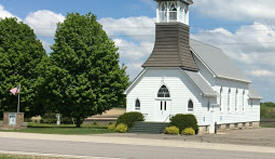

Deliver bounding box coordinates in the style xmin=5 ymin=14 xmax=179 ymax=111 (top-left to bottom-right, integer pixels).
xmin=8 ymin=113 xmax=17 ymax=126
xmin=56 ymin=113 xmax=61 ymax=126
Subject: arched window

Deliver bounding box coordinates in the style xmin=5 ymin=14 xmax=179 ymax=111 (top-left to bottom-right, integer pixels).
xmin=135 ymin=99 xmax=140 ymax=110
xmin=157 ymin=85 xmax=170 ymax=98
xmin=188 ymin=100 xmax=193 ymax=111
xmin=228 ymin=88 xmax=231 ymax=111
xmin=220 ymin=87 xmax=223 ymax=111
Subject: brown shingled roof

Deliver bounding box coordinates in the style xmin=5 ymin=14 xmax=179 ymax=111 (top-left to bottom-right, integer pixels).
xmin=142 ymin=22 xmax=198 ymax=71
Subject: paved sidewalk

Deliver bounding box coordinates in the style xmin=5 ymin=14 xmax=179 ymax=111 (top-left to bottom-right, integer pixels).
xmin=1 ymin=132 xmax=275 ymax=154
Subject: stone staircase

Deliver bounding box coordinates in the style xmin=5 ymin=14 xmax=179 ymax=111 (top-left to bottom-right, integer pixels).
xmin=129 ymin=122 xmax=168 ymax=134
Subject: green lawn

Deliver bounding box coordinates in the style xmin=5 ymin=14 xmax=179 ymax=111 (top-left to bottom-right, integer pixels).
xmin=0 ymin=122 xmax=113 ymax=135
xmin=0 ymin=154 xmax=66 ymax=159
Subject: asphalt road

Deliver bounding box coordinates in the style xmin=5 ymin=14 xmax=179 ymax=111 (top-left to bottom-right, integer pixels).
xmin=0 ymin=137 xmax=274 ymax=159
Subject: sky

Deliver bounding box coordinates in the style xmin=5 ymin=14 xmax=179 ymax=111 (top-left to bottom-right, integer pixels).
xmin=0 ymin=0 xmax=275 ymax=102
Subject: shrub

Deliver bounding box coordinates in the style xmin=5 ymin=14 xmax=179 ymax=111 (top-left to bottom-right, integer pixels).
xmin=165 ymin=126 xmax=179 ymax=135
xmin=182 ymin=127 xmax=195 ymax=135
xmin=117 ymin=112 xmax=144 ymax=128
xmin=115 ymin=123 xmax=128 ymax=133
xmin=41 ymin=113 xmax=57 ymax=124
xmin=170 ymin=114 xmax=199 ymax=134
xmin=108 ymin=123 xmax=116 ymax=131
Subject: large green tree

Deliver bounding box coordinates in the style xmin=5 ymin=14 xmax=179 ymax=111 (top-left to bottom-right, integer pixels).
xmin=44 ymin=13 xmax=129 ymax=127
xmin=0 ymin=18 xmax=47 ymax=118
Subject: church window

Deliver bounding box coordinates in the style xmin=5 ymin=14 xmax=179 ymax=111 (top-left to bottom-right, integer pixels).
xmin=135 ymin=99 xmax=140 ymax=110
xmin=228 ymin=88 xmax=231 ymax=111
xmin=242 ymin=90 xmax=245 ymax=111
xmin=220 ymin=87 xmax=223 ymax=111
xmin=157 ymin=85 xmax=170 ymax=98
xmin=188 ymin=99 xmax=193 ymax=111
xmin=235 ymin=89 xmax=238 ymax=111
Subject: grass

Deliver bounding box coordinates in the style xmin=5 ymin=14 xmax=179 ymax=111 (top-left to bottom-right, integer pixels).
xmin=0 ymin=154 xmax=67 ymax=159
xmin=0 ymin=122 xmax=113 ymax=135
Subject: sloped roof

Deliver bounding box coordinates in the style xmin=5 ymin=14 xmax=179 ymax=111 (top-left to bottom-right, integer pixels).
xmin=190 ymin=39 xmax=251 ymax=83
xmin=249 ymin=87 xmax=262 ymax=99
xmin=184 ymin=70 xmax=217 ymax=97
xmin=143 ymin=23 xmax=198 ymax=71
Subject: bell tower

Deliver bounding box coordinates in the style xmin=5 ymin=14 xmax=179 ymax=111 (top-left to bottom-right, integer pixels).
xmin=156 ymin=0 xmax=193 ymax=25
xmin=143 ymin=0 xmax=198 ymax=71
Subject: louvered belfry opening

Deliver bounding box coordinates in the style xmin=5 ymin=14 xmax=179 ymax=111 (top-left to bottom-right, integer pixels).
xmin=142 ymin=0 xmax=198 ymax=71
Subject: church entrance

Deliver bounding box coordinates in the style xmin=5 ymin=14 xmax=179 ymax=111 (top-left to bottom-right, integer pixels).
xmin=154 ymin=85 xmax=171 ymax=122
xmin=155 ymin=100 xmax=171 ymax=122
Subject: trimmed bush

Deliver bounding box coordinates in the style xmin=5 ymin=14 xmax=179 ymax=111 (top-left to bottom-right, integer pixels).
xmin=115 ymin=123 xmax=128 ymax=133
xmin=108 ymin=123 xmax=116 ymax=131
xmin=182 ymin=127 xmax=195 ymax=135
xmin=117 ymin=112 xmax=144 ymax=128
xmin=170 ymin=114 xmax=199 ymax=134
xmin=165 ymin=126 xmax=179 ymax=135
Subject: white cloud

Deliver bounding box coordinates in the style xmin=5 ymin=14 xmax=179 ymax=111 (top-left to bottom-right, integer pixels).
xmin=192 ymin=22 xmax=275 ymax=66
xmin=250 ymin=69 xmax=275 ymax=77
xmin=99 ymin=16 xmax=155 ymax=42
xmin=25 ymin=10 xmax=65 ymax=37
xmin=0 ymin=5 xmax=18 ymax=19
xmin=99 ymin=17 xmax=155 ymax=80
xmin=114 ymin=38 xmax=153 ymax=61
xmin=41 ymin=40 xmax=51 ymax=53
xmin=193 ymin=0 xmax=275 ymax=21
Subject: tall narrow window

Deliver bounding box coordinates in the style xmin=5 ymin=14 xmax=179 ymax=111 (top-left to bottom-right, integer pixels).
xmin=220 ymin=87 xmax=223 ymax=111
xmin=135 ymin=99 xmax=140 ymax=110
xmin=188 ymin=100 xmax=193 ymax=111
xmin=207 ymin=99 xmax=210 ymax=111
xmin=157 ymin=85 xmax=170 ymax=98
xmin=228 ymin=88 xmax=231 ymax=111
xmin=242 ymin=90 xmax=245 ymax=111
xmin=235 ymin=89 xmax=238 ymax=111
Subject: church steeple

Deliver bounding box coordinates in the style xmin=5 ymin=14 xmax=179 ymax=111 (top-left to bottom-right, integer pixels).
xmin=143 ymin=0 xmax=198 ymax=71
xmin=156 ymin=0 xmax=193 ymax=25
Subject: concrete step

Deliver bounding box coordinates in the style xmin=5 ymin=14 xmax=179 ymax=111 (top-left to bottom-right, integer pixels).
xmin=129 ymin=122 xmax=168 ymax=134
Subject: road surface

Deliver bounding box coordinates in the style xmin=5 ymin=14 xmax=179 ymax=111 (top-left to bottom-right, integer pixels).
xmin=0 ymin=137 xmax=274 ymax=159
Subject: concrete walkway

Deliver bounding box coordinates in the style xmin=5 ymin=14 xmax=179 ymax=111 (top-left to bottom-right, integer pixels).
xmin=1 ymin=132 xmax=275 ymax=154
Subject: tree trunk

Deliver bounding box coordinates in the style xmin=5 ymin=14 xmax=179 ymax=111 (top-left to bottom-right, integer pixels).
xmin=75 ymin=118 xmax=83 ymax=128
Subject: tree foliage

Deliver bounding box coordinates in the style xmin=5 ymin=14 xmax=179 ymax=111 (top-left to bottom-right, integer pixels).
xmin=42 ymin=13 xmax=129 ymax=127
xmin=0 ymin=18 xmax=46 ymax=118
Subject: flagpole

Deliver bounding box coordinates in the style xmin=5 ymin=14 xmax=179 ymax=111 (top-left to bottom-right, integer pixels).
xmin=17 ymin=84 xmax=21 ymax=113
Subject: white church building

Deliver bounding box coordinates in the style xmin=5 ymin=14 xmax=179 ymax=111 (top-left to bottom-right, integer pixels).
xmin=124 ymin=0 xmax=261 ymax=133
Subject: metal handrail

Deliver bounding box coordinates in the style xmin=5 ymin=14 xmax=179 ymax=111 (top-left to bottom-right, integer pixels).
xmin=163 ymin=114 xmax=173 ymax=122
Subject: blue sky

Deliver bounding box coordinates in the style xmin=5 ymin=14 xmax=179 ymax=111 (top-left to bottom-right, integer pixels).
xmin=1 ymin=0 xmax=275 ymax=102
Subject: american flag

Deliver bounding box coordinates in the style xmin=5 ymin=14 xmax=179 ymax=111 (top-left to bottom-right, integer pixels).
xmin=10 ymin=85 xmax=20 ymax=95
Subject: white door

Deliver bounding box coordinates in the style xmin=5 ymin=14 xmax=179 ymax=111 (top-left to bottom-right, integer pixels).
xmin=155 ymin=100 xmax=170 ymax=122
